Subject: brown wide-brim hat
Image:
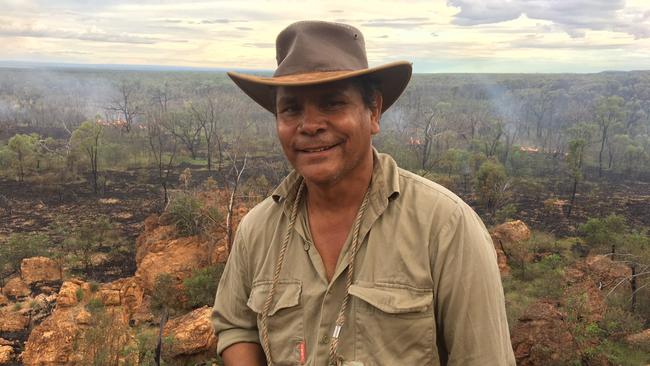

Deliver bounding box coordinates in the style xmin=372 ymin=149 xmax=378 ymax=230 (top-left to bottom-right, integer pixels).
xmin=228 ymin=21 xmax=412 ymax=114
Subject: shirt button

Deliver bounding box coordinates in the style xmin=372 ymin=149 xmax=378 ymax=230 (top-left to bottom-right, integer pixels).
xmin=320 ymin=335 xmax=329 ymax=344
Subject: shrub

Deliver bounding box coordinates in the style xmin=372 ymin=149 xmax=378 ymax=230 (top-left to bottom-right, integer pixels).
xmin=184 ymin=263 xmax=226 ymax=308
xmin=474 ymin=159 xmax=509 ymax=214
xmin=166 ymin=192 xmax=220 ymax=237
xmin=150 ymin=273 xmax=183 ymax=317
xmin=0 ymin=232 xmax=49 ymax=282
xmin=494 ymin=203 xmax=517 ymax=224
xmin=166 ymin=193 xmax=206 ymax=236
xmin=579 ymin=214 xmax=627 ymax=249
xmin=75 ymin=287 xmax=85 ymax=302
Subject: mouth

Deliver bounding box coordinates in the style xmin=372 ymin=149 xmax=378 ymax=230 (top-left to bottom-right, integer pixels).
xmin=297 ymin=143 xmax=341 ymax=153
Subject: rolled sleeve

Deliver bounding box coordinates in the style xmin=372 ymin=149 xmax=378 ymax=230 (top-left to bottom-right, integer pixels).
xmin=212 ymin=222 xmax=261 ymax=355
xmin=430 ymin=204 xmax=516 ymax=365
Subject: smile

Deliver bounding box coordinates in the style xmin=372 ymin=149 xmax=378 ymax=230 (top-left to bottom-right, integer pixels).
xmin=298 ymin=143 xmax=340 ymax=153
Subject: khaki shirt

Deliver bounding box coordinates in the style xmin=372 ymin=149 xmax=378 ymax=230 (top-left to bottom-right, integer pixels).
xmin=212 ymin=152 xmax=515 ymax=366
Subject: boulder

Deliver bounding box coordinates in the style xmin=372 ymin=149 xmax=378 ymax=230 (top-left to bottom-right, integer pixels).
xmin=0 ymin=345 xmax=13 ymax=364
xmin=2 ymin=277 xmax=30 ymax=300
xmin=20 ymin=257 xmax=62 ymax=286
xmin=490 ymin=220 xmax=532 ymax=275
xmin=0 ymin=309 xmax=29 ymax=333
xmin=75 ymin=309 xmax=92 ymax=325
xmin=510 ymin=300 xmax=577 ymax=366
xmin=21 ymin=308 xmax=78 ymax=365
xmin=22 ymin=305 xmax=131 ymax=365
xmin=56 ymin=281 xmax=81 ymax=308
xmin=96 ymin=277 xmax=147 ymax=325
xmin=162 ymin=306 xmax=217 ymax=362
xmin=135 ymin=236 xmax=210 ymax=294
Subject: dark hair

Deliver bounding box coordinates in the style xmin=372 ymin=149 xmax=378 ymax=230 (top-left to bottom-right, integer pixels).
xmin=350 ymin=74 xmax=381 ymax=110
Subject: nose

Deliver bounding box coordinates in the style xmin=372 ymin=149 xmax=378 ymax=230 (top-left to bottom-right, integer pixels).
xmin=298 ymin=103 xmax=326 ymax=135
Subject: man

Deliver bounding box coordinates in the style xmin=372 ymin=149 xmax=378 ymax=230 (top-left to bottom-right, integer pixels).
xmin=212 ymin=20 xmax=515 ymax=366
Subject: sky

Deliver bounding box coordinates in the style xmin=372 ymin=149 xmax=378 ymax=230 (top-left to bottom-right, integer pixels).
xmin=1 ymin=0 xmax=649 ymax=73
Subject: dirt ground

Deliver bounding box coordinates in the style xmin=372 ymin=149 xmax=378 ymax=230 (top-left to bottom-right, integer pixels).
xmin=1 ymin=166 xmax=649 ymax=280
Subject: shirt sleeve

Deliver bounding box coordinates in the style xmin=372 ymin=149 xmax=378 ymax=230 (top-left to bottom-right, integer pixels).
xmin=430 ymin=203 xmax=516 ymax=366
xmin=212 ymin=222 xmax=261 ymax=355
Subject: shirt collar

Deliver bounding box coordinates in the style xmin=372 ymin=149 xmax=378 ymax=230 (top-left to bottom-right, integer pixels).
xmin=271 ymin=147 xmax=401 ymax=211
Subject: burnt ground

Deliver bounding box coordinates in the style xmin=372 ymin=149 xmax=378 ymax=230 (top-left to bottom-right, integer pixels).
xmin=0 ymin=169 xmax=162 ymax=281
xmin=1 ymin=163 xmax=649 ymax=282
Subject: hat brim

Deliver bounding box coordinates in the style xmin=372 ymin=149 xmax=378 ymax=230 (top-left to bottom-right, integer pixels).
xmin=227 ymin=61 xmax=412 ymax=114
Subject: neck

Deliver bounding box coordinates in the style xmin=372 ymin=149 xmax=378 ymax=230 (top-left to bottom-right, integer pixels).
xmin=304 ymin=149 xmax=374 ymax=213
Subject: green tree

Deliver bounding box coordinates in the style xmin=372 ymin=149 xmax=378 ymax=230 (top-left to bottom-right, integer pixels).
xmin=7 ymin=133 xmax=38 ymax=181
xmin=594 ymin=96 xmax=625 ymax=177
xmin=70 ymin=121 xmax=102 ymax=193
xmin=474 ymin=159 xmax=508 ymax=215
xmin=565 ymin=122 xmax=595 ymax=217
xmin=579 ymin=214 xmax=627 ymax=253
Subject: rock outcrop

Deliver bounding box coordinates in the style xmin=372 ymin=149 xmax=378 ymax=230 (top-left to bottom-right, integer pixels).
xmin=0 ymin=345 xmax=14 ymax=365
xmin=0 ymin=309 xmax=29 ymax=334
xmin=2 ymin=277 xmax=30 ymax=300
xmin=510 ymin=300 xmax=577 ymax=366
xmin=162 ymin=306 xmax=218 ymax=363
xmin=490 ymin=220 xmax=532 ymax=275
xmin=135 ymin=216 xmax=213 ymax=294
xmin=20 ymin=257 xmax=62 ymax=286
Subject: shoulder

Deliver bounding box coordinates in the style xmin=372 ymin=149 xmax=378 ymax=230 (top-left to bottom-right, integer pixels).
xmin=236 ymin=195 xmax=283 ymax=244
xmin=396 ymin=167 xmax=464 ymax=213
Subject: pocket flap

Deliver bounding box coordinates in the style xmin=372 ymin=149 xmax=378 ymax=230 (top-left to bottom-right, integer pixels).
xmin=247 ymin=280 xmax=301 ymax=316
xmin=349 ymin=283 xmax=432 ymax=314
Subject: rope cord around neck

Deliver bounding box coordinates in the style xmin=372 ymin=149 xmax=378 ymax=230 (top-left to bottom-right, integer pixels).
xmin=328 ymin=190 xmax=370 ymax=366
xmin=260 ymin=179 xmax=370 ymax=366
xmin=260 ymin=179 xmax=305 ymax=365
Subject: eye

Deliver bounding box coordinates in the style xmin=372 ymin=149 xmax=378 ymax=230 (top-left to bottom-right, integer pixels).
xmin=324 ymin=99 xmax=346 ymax=110
xmin=279 ymin=104 xmax=300 ymax=115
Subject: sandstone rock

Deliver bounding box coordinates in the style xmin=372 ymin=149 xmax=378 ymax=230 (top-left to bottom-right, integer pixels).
xmin=20 ymin=257 xmax=62 ymax=286
xmin=0 ymin=345 xmax=13 ymax=364
xmin=23 ymin=305 xmax=130 ymax=365
xmin=564 ymin=280 xmax=606 ymax=323
xmin=511 ymin=300 xmax=577 ymax=366
xmin=99 ymin=288 xmax=121 ymax=306
xmin=135 ymin=217 xmax=175 ymax=266
xmin=492 ymin=220 xmax=531 ymax=243
xmin=0 ymin=310 xmax=29 ymax=333
xmin=135 ymin=236 xmax=210 ymax=294
xmin=0 ymin=338 xmax=12 ymax=346
xmin=56 ymin=281 xmax=81 ymax=308
xmin=0 ymin=294 xmax=7 ymax=307
xmin=490 ymin=220 xmax=531 ymax=275
xmin=624 ymin=329 xmax=650 ymax=347
xmin=585 ymin=255 xmax=632 ymax=289
xmin=75 ymin=309 xmax=92 ymax=325
xmin=22 ymin=307 xmax=78 ymax=365
xmin=2 ymin=277 xmax=30 ymax=300
xmin=162 ymin=306 xmax=217 ymax=361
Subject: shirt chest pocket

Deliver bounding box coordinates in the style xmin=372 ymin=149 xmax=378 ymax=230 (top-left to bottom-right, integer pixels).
xmin=350 ymin=283 xmax=437 ymax=366
xmin=247 ymin=280 xmax=303 ymax=366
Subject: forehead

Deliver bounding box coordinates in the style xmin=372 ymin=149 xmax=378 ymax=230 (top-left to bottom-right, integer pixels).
xmin=275 ymin=79 xmax=360 ymax=100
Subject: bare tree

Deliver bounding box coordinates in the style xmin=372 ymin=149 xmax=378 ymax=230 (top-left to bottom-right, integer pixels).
xmin=224 ymin=151 xmax=247 ymax=252
xmin=106 ymin=79 xmax=143 ymax=133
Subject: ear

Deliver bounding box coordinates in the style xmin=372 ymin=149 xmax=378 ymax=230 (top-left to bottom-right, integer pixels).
xmin=369 ymin=91 xmax=382 ymax=135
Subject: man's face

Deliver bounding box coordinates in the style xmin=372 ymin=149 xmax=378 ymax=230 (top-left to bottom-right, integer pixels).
xmin=275 ymin=80 xmax=382 ymax=187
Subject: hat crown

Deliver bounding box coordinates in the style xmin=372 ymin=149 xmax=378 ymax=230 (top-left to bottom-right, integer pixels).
xmin=274 ymin=21 xmax=369 ymax=77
